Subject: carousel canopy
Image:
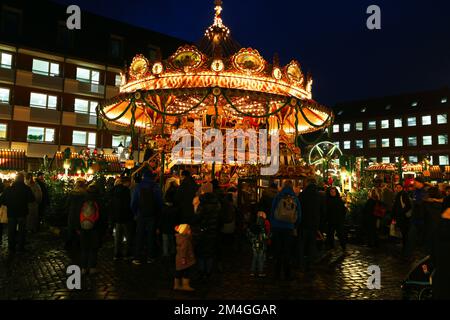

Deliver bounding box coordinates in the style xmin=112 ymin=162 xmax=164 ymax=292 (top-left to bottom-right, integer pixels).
xmin=99 ymin=0 xmax=332 ymax=139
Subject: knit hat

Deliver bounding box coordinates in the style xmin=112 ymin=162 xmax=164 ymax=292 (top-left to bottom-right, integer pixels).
xmin=175 ymin=224 xmax=189 ymax=234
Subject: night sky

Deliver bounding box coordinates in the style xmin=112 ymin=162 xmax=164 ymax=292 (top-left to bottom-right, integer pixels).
xmin=54 ymin=0 xmax=450 ymax=106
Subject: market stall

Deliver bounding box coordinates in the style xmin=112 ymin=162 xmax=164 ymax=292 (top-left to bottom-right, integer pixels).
xmin=0 ymin=149 xmax=27 ymax=181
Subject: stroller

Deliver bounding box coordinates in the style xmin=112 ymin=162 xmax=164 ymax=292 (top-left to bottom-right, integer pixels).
xmin=401 ymin=255 xmax=434 ymax=300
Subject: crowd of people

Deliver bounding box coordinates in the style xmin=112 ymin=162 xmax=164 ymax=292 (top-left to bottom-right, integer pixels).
xmin=0 ymin=169 xmax=449 ymax=299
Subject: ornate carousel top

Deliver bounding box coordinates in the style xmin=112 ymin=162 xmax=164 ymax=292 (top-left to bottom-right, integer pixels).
xmin=100 ymin=0 xmax=332 ymax=150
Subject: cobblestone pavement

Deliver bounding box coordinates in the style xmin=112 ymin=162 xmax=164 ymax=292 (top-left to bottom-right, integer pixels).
xmin=0 ymin=230 xmax=424 ymax=300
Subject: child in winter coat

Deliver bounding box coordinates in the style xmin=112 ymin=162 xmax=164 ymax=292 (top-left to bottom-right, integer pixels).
xmin=174 ymin=224 xmax=196 ymax=291
xmin=247 ymin=211 xmax=270 ymax=277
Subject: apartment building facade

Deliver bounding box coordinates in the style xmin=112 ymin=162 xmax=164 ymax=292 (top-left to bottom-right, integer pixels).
xmin=0 ymin=0 xmax=185 ymax=168
xmin=332 ymin=87 xmax=450 ymax=166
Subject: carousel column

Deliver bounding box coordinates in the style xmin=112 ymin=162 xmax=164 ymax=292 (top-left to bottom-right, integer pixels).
xmin=211 ymin=89 xmax=220 ymax=180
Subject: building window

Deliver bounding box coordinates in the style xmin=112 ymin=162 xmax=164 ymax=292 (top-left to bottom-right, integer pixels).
xmin=0 ymin=88 xmax=10 ymax=103
xmin=369 ymin=157 xmax=377 ymax=163
xmin=337 ymin=110 xmax=343 ymax=116
xmin=27 ymin=126 xmax=54 ymax=143
xmin=368 ymin=121 xmax=376 ymax=130
xmin=72 ymin=130 xmax=96 ymax=147
xmin=394 ymin=156 xmax=399 ymax=163
xmin=333 ymin=124 xmax=339 ymax=133
xmin=380 ymin=120 xmax=389 ymax=129
xmin=115 ymin=74 xmax=121 ymax=87
xmin=437 ymin=114 xmax=447 ymax=124
xmin=423 ymin=136 xmax=432 ymax=146
xmin=394 ymin=118 xmax=402 ymax=128
xmin=355 ymin=122 xmax=363 ymax=131
xmin=411 ymin=101 xmax=418 ymax=107
xmin=382 ymin=157 xmax=390 ymax=164
xmin=385 ymin=105 xmax=391 ymax=110
xmin=442 ymin=97 xmax=448 ymax=104
xmin=74 ymin=99 xmax=98 ymax=116
xmin=407 ymin=117 xmax=416 ymax=127
xmin=76 ymin=67 xmax=100 ymax=85
xmin=422 ymin=115 xmax=431 ymax=125
xmin=361 ymin=107 xmax=366 ymax=113
xmin=409 ymin=156 xmax=418 ymax=163
xmin=369 ymin=139 xmax=377 ymax=148
xmin=381 ymin=138 xmax=390 ymax=148
xmin=112 ymin=135 xmax=131 ymax=148
xmin=343 ymin=123 xmax=351 ymax=132
xmin=408 ymin=136 xmax=417 ymax=146
xmin=439 ymin=155 xmax=449 ymax=165
xmin=30 ymin=92 xmax=57 ymax=110
xmin=394 ymin=138 xmax=403 ymax=147
xmin=438 ymin=134 xmax=448 ymax=145
xmin=343 ymin=141 xmax=351 ymax=150
xmin=32 ymin=59 xmax=59 ymax=77
xmin=355 ymin=140 xmax=363 ymax=149
xmin=0 ymin=52 xmax=12 ymax=69
xmin=0 ymin=123 xmax=7 ymax=139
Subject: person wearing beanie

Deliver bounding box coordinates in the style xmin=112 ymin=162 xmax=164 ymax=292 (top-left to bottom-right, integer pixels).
xmin=174 ymin=224 xmax=196 ymax=291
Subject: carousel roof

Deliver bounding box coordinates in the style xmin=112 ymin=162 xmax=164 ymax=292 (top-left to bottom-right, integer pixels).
xmin=100 ymin=0 xmax=332 ymax=137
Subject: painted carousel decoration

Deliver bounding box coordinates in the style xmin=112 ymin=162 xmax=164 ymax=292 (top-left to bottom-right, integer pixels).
xmin=99 ymin=0 xmax=333 ymax=180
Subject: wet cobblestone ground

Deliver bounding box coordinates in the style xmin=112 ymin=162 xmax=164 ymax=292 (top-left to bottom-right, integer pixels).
xmin=0 ymin=231 xmax=423 ymax=300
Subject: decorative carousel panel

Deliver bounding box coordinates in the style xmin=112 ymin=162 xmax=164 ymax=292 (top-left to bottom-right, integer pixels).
xmin=232 ymin=48 xmax=266 ymax=74
xmin=129 ymin=55 xmax=150 ymax=80
xmin=285 ymin=61 xmax=304 ymax=84
xmin=169 ymin=45 xmax=206 ymax=72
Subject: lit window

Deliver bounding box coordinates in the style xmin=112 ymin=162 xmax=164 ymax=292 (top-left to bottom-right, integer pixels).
xmin=32 ymin=59 xmax=59 ymax=76
xmin=368 ymin=121 xmax=376 ymax=130
xmin=76 ymin=67 xmax=100 ymax=84
xmin=409 ymin=156 xmax=418 ymax=163
xmin=438 ymin=134 xmax=448 ymax=145
xmin=382 ymin=157 xmax=390 ymax=164
xmin=394 ymin=138 xmax=403 ymax=147
xmin=381 ymin=138 xmax=390 ymax=148
xmin=422 ymin=115 xmax=431 ymax=125
xmin=369 ymin=157 xmax=377 ymax=163
xmin=423 ymin=136 xmax=432 ymax=146
xmin=407 ymin=117 xmax=416 ymax=127
xmin=394 ymin=157 xmax=399 ymax=162
xmin=27 ymin=126 xmax=54 ymax=143
xmin=394 ymin=118 xmax=403 ymax=128
xmin=30 ymin=92 xmax=57 ymax=109
xmin=437 ymin=114 xmax=447 ymax=124
xmin=442 ymin=97 xmax=448 ymax=104
xmin=411 ymin=101 xmax=418 ymax=107
xmin=0 ymin=123 xmax=7 ymax=139
xmin=333 ymin=124 xmax=339 ymax=133
xmin=0 ymin=88 xmax=10 ymax=103
xmin=73 ymin=130 xmax=96 ymax=147
xmin=337 ymin=110 xmax=343 ymax=116
xmin=0 ymin=52 xmax=12 ymax=69
xmin=343 ymin=141 xmax=351 ymax=150
xmin=385 ymin=105 xmax=391 ymax=110
xmin=115 ymin=74 xmax=121 ymax=87
xmin=343 ymin=123 xmax=351 ymax=132
xmin=355 ymin=140 xmax=363 ymax=149
xmin=361 ymin=107 xmax=366 ymax=113
xmin=355 ymin=122 xmax=363 ymax=131
xmin=74 ymin=99 xmax=98 ymax=116
xmin=380 ymin=120 xmax=389 ymax=129
xmin=408 ymin=136 xmax=417 ymax=146
xmin=112 ymin=135 xmax=131 ymax=147
xmin=439 ymin=155 xmax=449 ymax=165
xmin=369 ymin=139 xmax=377 ymax=148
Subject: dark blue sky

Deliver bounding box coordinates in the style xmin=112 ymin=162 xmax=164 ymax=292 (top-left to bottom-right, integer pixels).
xmin=54 ymin=0 xmax=450 ymax=106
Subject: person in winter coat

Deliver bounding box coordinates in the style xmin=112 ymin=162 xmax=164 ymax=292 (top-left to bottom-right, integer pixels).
xmin=432 ymin=200 xmax=450 ymax=299
xmin=111 ymin=176 xmax=134 ymax=260
xmin=392 ymin=183 xmax=412 ymax=255
xmin=78 ymin=183 xmax=107 ymax=275
xmin=423 ymin=186 xmax=443 ymax=255
xmin=193 ymin=192 xmax=221 ymax=280
xmin=25 ymin=173 xmax=42 ymax=233
xmin=173 ymin=224 xmax=196 ymax=291
xmin=160 ymin=180 xmax=179 ymax=257
xmin=258 ymin=183 xmax=278 ymax=216
xmin=36 ymin=172 xmax=50 ymax=229
xmin=297 ymin=178 xmax=323 ymax=271
xmin=325 ymin=187 xmax=347 ymax=251
xmin=174 ymin=170 xmax=199 ymax=224
xmin=363 ymin=178 xmax=384 ymax=248
xmin=65 ymin=179 xmax=87 ymax=250
xmin=131 ymin=169 xmax=163 ymax=265
xmin=0 ymin=173 xmax=35 ymax=253
xmin=270 ymin=180 xmax=301 ymax=280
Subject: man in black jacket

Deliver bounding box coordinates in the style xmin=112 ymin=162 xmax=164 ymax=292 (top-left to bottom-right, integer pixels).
xmin=1 ymin=173 xmax=35 ymax=253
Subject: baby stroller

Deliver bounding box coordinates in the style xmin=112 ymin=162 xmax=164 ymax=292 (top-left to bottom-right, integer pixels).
xmin=401 ymin=255 xmax=434 ymax=300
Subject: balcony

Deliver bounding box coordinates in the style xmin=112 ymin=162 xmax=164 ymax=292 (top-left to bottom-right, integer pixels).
xmin=0 ymin=103 xmax=12 ymax=120
xmin=16 ymin=69 xmax=63 ymax=91
xmin=29 ymin=107 xmax=61 ymax=125
xmin=0 ymin=67 xmax=14 ymax=83
xmin=64 ymin=78 xmax=104 ymax=97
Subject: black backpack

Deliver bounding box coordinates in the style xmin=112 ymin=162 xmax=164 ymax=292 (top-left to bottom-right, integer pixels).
xmin=139 ymin=186 xmax=157 ymax=218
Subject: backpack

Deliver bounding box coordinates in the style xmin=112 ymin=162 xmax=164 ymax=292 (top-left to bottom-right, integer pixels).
xmin=274 ymin=195 xmax=298 ymax=224
xmin=139 ymin=186 xmax=157 ymax=218
xmin=80 ymin=200 xmax=99 ymax=230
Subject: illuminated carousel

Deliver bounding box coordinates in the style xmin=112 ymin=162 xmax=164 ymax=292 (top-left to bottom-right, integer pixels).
xmin=99 ymin=0 xmax=333 ymax=184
